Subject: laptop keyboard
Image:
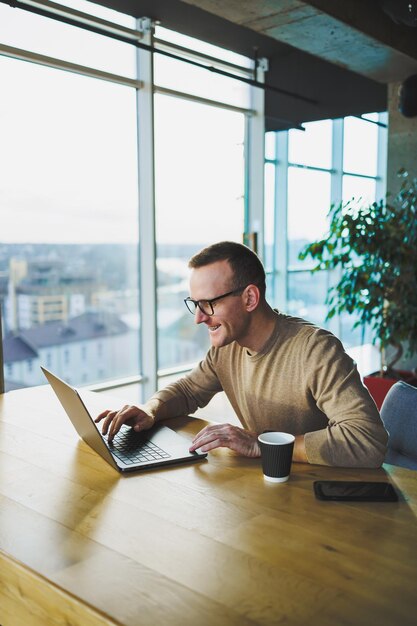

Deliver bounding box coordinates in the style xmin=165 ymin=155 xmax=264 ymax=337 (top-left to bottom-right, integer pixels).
xmin=108 ymin=427 xmax=171 ymax=465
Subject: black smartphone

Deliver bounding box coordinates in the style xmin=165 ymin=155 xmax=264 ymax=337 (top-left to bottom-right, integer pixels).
xmin=313 ymin=480 xmax=399 ymax=502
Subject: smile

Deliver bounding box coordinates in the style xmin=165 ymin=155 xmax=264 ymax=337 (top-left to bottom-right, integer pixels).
xmin=208 ymin=325 xmax=220 ymax=332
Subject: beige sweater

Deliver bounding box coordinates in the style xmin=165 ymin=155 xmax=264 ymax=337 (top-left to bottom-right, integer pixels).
xmin=152 ymin=313 xmax=388 ymax=467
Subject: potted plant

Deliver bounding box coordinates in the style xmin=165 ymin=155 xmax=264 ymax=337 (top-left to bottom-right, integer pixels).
xmin=299 ymin=169 xmax=417 ymax=409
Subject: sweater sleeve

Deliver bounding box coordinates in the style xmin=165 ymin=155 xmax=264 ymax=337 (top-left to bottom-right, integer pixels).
xmin=149 ymin=349 xmax=223 ymax=418
xmin=303 ymin=330 xmax=388 ymax=467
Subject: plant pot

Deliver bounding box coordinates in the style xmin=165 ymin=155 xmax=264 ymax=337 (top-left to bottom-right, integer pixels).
xmin=364 ymin=370 xmax=417 ymax=410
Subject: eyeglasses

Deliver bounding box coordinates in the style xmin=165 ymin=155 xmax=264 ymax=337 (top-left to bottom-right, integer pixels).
xmin=184 ymin=286 xmax=246 ymax=316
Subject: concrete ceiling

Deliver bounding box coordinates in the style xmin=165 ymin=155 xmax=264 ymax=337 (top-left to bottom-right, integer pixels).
xmin=95 ymin=0 xmax=412 ymax=127
xmin=180 ymin=0 xmax=417 ymax=84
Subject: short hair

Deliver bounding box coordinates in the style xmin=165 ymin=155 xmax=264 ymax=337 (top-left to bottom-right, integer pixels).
xmin=188 ymin=241 xmax=266 ymax=297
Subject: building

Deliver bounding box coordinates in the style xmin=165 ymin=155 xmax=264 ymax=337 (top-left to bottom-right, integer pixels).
xmin=8 ymin=258 xmax=99 ymax=330
xmin=3 ymin=311 xmax=139 ymax=389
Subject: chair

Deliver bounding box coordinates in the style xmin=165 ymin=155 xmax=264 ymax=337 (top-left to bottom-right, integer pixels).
xmin=380 ymin=381 xmax=417 ymax=470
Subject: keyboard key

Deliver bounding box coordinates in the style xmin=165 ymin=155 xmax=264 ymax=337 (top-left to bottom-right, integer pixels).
xmin=106 ymin=427 xmax=171 ymax=465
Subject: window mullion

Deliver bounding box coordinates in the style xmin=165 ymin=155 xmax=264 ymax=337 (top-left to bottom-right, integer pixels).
xmin=376 ymin=111 xmax=388 ymax=202
xmin=136 ymin=17 xmax=158 ymax=400
xmin=330 ymin=118 xmax=344 ymax=338
xmin=244 ymin=59 xmax=267 ymax=260
xmin=275 ymin=131 xmax=288 ymax=310
xmin=330 ymin=118 xmax=343 ymax=204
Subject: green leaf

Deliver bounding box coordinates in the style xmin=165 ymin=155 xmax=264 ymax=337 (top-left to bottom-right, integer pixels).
xmin=297 ymin=169 xmax=417 ymax=358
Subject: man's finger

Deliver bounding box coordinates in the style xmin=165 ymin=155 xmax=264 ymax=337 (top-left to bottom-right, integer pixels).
xmin=107 ymin=406 xmax=145 ymax=441
xmin=190 ymin=428 xmax=226 ymax=451
xmin=101 ymin=410 xmax=117 ymax=435
xmin=191 ymin=424 xmax=221 ymax=443
xmin=94 ymin=409 xmax=111 ymax=423
xmin=191 ymin=437 xmax=223 ymax=453
xmin=108 ymin=411 xmax=126 ymax=441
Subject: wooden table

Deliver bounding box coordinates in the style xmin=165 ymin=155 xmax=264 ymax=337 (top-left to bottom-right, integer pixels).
xmin=1 ymin=385 xmax=417 ymax=626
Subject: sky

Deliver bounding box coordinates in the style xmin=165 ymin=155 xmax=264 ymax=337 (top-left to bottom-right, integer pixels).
xmin=0 ymin=1 xmax=380 ymax=246
xmin=0 ymin=2 xmax=248 ymax=245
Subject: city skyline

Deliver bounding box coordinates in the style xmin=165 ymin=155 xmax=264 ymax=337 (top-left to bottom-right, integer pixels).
xmin=0 ymin=241 xmax=212 ymax=390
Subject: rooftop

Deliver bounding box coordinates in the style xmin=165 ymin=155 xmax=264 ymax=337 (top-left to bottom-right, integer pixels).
xmin=3 ymin=311 xmax=131 ymax=362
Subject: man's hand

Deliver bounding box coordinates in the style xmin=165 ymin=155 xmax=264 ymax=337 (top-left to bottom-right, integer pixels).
xmin=189 ymin=423 xmax=261 ymax=457
xmin=94 ymin=405 xmax=155 ymax=442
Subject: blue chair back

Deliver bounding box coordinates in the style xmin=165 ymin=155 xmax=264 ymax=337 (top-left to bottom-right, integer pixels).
xmin=380 ymin=381 xmax=417 ymax=470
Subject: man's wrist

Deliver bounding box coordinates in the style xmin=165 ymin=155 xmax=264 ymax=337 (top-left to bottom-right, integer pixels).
xmin=143 ymin=398 xmax=167 ymax=422
xmin=293 ymin=434 xmax=308 ymax=463
xmin=249 ymin=431 xmax=261 ymax=457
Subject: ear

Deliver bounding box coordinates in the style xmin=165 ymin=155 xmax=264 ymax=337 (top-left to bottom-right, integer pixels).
xmin=243 ymin=284 xmax=261 ymax=312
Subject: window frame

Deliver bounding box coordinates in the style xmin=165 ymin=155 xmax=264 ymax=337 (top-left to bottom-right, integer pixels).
xmin=0 ymin=2 xmax=264 ymax=396
xmin=265 ymin=113 xmax=388 ymax=345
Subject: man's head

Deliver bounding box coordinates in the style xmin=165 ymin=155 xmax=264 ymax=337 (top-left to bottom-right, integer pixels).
xmin=186 ymin=241 xmax=268 ymax=350
xmin=188 ymin=241 xmax=266 ymax=297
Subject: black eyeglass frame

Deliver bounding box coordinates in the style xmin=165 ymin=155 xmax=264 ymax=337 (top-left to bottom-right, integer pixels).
xmin=184 ymin=286 xmax=247 ymax=316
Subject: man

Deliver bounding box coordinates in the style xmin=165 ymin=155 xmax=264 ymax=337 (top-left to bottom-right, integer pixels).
xmin=95 ymin=241 xmax=388 ymax=467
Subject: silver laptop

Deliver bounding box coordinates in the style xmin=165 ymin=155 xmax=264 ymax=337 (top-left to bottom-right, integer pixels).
xmin=41 ymin=367 xmax=207 ymax=473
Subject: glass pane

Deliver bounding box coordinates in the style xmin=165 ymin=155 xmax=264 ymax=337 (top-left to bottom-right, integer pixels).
xmin=58 ymin=0 xmax=136 ymax=26
xmin=154 ymin=94 xmax=245 ymax=370
xmin=342 ymin=175 xmax=376 ymax=204
xmin=288 ymin=119 xmax=332 ymax=169
xmin=340 ymin=311 xmax=374 ymax=349
xmin=0 ymin=3 xmax=136 ymax=77
xmin=361 ymin=112 xmax=379 ymax=122
xmin=343 ymin=116 xmax=378 ymax=176
xmin=154 ymin=56 xmax=250 ymax=109
xmin=155 ymin=26 xmax=253 ymax=69
xmin=287 ymin=271 xmax=331 ymax=329
xmin=287 ymin=168 xmax=331 ymax=267
xmin=265 ymin=132 xmax=276 ymax=161
xmin=154 ymin=27 xmax=251 ymax=109
xmin=1 ymin=58 xmax=140 ymax=390
xmin=287 ymin=279 xmax=373 ymax=348
xmin=264 ymin=163 xmax=276 ymax=274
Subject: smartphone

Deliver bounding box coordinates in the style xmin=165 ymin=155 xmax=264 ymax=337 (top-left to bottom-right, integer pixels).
xmin=313 ymin=480 xmax=399 ymax=502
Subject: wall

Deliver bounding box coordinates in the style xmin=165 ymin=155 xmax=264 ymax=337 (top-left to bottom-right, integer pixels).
xmin=386 ymin=80 xmax=417 ymax=371
xmin=387 ymin=81 xmax=417 ymax=196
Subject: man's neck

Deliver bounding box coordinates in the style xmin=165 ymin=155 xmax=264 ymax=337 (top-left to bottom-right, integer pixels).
xmin=239 ymin=305 xmax=278 ymax=354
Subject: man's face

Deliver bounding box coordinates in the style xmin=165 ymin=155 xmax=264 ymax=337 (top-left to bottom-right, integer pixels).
xmin=188 ymin=260 xmax=251 ymax=349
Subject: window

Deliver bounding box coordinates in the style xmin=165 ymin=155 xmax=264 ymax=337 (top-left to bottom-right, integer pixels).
xmin=1 ymin=3 xmax=259 ymax=393
xmin=154 ymin=95 xmax=246 ymax=370
xmin=1 ymin=1 xmax=140 ymax=389
xmin=343 ymin=115 xmax=378 ymax=177
xmin=265 ymin=114 xmax=387 ymax=348
xmin=0 ymin=1 xmax=136 ymax=75
xmin=288 ymin=119 xmax=332 ymax=169
xmin=0 ymin=55 xmax=140 ymax=388
xmin=287 ymin=168 xmax=331 ymax=268
xmin=153 ymin=27 xmax=251 ymax=372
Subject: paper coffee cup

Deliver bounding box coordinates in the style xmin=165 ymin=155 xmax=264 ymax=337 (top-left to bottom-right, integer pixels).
xmin=258 ymin=432 xmax=295 ymax=482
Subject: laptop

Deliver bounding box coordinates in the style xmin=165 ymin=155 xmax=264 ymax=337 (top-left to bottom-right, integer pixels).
xmin=41 ymin=367 xmax=207 ymax=473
